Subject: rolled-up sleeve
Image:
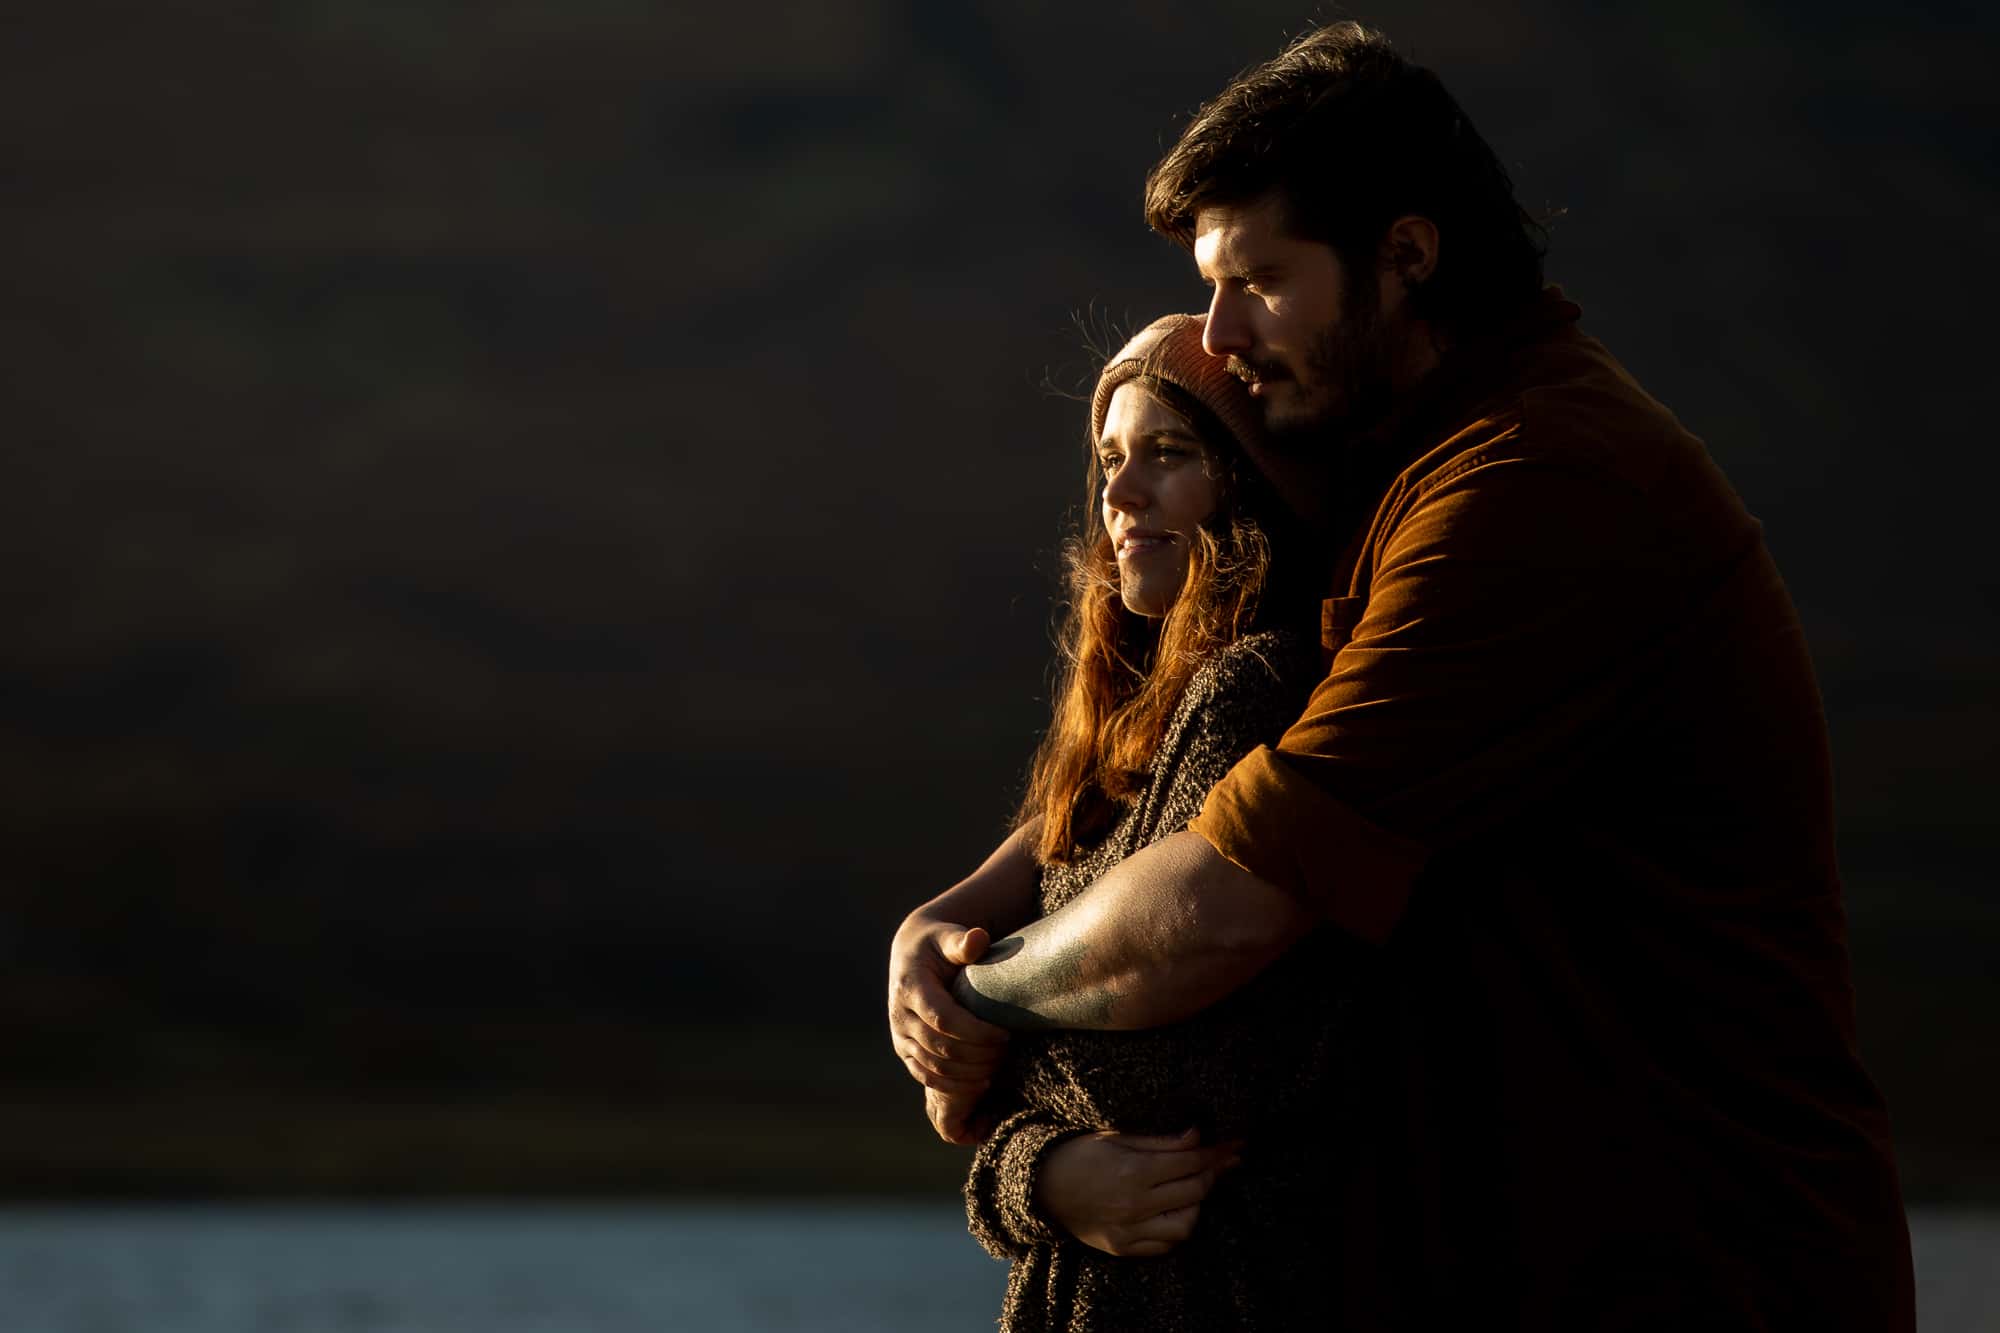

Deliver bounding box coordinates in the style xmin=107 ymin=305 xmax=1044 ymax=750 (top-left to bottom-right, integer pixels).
xmin=1192 ymin=745 xmax=1430 ymax=944
xmin=1191 ymin=439 xmax=1721 ymax=942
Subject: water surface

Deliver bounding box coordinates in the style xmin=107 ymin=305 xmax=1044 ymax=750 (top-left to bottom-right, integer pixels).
xmin=0 ymin=1203 xmax=1986 ymax=1331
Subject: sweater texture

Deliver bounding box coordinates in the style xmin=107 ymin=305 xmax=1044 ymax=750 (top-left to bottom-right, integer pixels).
xmin=965 ymin=628 xmax=1356 ymax=1331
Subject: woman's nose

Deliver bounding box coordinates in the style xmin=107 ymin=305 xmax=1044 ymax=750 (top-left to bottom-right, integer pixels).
xmin=1103 ymin=465 xmax=1147 ymax=513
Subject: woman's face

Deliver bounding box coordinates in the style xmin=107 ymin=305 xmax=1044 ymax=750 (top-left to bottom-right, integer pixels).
xmin=1097 ymin=383 xmax=1223 ymax=618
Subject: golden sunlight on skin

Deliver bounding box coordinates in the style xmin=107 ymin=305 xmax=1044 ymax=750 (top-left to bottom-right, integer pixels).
xmin=1193 ymin=194 xmax=1350 ymax=433
xmin=1194 ymin=193 xmax=1442 ymax=437
xmin=1098 ymin=384 xmax=1221 ymax=617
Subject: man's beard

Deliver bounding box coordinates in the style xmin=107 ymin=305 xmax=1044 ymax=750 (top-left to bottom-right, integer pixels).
xmin=1232 ymin=284 xmax=1397 ymax=449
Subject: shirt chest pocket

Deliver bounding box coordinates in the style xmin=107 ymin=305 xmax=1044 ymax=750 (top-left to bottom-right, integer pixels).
xmin=1320 ymin=595 xmax=1367 ymax=656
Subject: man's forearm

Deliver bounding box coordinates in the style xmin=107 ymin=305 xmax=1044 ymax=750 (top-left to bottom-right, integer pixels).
xmin=952 ymin=829 xmax=1315 ymax=1031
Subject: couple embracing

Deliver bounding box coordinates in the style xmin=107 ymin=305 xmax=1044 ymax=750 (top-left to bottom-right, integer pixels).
xmin=886 ymin=23 xmax=1913 ymax=1332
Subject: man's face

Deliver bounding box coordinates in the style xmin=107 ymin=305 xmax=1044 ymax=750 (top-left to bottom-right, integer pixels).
xmin=1193 ymin=193 xmax=1393 ymax=443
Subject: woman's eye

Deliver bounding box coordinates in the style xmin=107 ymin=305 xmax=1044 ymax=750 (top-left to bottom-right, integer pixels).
xmin=1098 ymin=454 xmax=1122 ymax=474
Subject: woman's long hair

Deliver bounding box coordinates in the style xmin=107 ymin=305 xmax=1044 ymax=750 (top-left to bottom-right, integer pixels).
xmin=1017 ymin=376 xmax=1282 ymax=864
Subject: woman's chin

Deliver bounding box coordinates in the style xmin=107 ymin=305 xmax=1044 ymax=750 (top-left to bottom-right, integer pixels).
xmin=1119 ymin=581 xmax=1180 ymax=619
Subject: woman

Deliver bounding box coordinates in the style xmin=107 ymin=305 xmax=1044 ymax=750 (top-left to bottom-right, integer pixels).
xmin=923 ymin=314 xmax=1358 ymax=1330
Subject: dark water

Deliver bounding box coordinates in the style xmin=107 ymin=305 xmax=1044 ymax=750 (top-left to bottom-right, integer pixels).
xmin=0 ymin=1204 xmax=1987 ymax=1331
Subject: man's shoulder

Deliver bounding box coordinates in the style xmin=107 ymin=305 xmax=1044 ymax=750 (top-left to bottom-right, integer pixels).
xmin=1394 ymin=323 xmax=1741 ymax=521
xmin=1517 ymin=326 xmax=1714 ymax=483
xmin=1346 ymin=322 xmax=1763 ymax=592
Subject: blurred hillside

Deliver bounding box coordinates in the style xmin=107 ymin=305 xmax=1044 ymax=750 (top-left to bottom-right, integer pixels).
xmin=1 ymin=1 xmax=1995 ymax=1200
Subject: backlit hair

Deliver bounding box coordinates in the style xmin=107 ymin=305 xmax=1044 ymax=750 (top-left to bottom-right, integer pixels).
xmin=1017 ymin=378 xmax=1278 ymax=864
xmin=1143 ymin=21 xmax=1547 ymax=335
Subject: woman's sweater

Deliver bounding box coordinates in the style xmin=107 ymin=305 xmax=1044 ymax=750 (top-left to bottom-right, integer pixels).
xmin=965 ymin=628 xmax=1368 ymax=1332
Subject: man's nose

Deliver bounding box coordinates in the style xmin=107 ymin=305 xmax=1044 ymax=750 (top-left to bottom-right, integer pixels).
xmin=1203 ymin=286 xmax=1251 ymax=358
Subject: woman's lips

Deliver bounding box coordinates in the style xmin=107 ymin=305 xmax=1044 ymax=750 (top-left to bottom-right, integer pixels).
xmin=1116 ymin=532 xmax=1174 ymax=558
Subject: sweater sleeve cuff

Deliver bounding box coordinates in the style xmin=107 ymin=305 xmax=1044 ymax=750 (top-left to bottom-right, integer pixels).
xmin=1189 ymin=744 xmax=1432 ymax=945
xmin=964 ymin=1112 xmax=1083 ymax=1259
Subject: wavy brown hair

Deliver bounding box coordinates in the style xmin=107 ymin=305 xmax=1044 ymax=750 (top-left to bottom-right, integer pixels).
xmin=1143 ymin=21 xmax=1547 ymax=338
xmin=1017 ymin=376 xmax=1282 ymax=864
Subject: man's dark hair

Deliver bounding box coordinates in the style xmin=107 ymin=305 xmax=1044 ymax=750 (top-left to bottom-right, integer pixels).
xmin=1145 ymin=22 xmax=1547 ymax=335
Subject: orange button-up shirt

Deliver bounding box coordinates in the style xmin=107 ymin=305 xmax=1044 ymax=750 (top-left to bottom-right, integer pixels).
xmin=1189 ymin=291 xmax=1913 ymax=1329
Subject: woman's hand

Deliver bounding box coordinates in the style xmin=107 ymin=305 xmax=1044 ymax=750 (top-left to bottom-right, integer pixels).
xmin=889 ymin=915 xmax=1011 ymax=1142
xmin=1035 ymin=1129 xmax=1242 ymax=1257
xmin=924 ymin=1084 xmax=998 ymax=1147
xmin=887 ymin=827 xmax=1043 ymax=1145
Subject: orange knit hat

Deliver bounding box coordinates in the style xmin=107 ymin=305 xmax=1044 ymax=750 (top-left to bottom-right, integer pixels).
xmin=1088 ymin=313 xmax=1263 ymax=459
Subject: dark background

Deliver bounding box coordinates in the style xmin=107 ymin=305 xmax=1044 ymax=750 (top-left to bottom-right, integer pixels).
xmin=3 ymin=1 xmax=1994 ymax=1202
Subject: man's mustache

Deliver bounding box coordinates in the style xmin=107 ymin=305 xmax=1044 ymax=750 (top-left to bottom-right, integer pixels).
xmin=1227 ymin=355 xmax=1289 ymax=386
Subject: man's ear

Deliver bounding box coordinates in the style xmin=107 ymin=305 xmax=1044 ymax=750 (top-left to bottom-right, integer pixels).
xmin=1379 ymin=215 xmax=1440 ymax=290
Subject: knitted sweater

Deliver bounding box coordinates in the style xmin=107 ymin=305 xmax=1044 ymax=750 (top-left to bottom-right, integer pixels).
xmin=965 ymin=629 xmax=1364 ymax=1332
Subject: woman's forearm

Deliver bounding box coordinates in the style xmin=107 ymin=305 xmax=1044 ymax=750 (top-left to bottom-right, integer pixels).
xmin=906 ymin=819 xmax=1043 ymax=937
xmin=953 ymin=828 xmax=1314 ymax=1031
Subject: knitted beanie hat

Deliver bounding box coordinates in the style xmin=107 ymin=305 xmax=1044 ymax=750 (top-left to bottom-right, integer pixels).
xmin=1088 ymin=313 xmax=1263 ymax=459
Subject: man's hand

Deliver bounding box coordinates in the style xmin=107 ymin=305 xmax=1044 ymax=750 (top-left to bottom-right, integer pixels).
xmin=1035 ymin=1129 xmax=1242 ymax=1257
xmin=888 ymin=913 xmax=1011 ymax=1141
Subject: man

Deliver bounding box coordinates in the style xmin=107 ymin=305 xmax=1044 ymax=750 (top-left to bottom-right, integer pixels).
xmin=887 ymin=22 xmax=1913 ymax=1330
